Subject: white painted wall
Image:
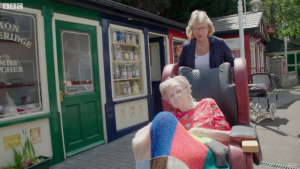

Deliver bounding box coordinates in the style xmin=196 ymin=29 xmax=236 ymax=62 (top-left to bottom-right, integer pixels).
xmin=0 ymin=119 xmax=53 ymax=167
xmin=150 ymin=43 xmax=161 ymax=81
xmin=115 ymin=99 xmax=149 ymax=130
xmin=224 ymin=38 xmax=241 ymax=50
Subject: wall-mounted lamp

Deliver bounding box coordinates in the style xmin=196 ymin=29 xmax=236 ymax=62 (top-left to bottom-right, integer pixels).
xmin=128 ymin=18 xmax=133 ymax=20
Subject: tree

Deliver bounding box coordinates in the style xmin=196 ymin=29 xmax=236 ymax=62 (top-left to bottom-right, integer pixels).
xmin=112 ymin=0 xmax=255 ymax=25
xmin=112 ymin=0 xmax=243 ymax=23
xmin=262 ymin=0 xmax=300 ymax=39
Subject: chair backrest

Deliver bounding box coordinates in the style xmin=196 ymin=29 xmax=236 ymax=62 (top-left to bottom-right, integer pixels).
xmin=178 ymin=63 xmax=237 ymax=127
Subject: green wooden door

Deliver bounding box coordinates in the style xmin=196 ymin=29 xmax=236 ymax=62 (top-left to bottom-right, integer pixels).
xmin=55 ymin=20 xmax=105 ymax=156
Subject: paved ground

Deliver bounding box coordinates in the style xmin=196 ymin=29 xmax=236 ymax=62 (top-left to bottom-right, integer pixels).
xmin=51 ymin=85 xmax=300 ymax=169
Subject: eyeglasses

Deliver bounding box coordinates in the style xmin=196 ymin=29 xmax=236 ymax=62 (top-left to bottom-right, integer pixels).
xmin=192 ymin=27 xmax=208 ymax=32
xmin=168 ymin=87 xmax=187 ymax=100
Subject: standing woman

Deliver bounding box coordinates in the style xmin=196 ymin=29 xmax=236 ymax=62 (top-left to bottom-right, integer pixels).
xmin=179 ymin=10 xmax=234 ymax=70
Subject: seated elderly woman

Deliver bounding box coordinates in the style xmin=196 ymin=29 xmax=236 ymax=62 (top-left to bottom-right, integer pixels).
xmin=132 ymin=76 xmax=231 ymax=169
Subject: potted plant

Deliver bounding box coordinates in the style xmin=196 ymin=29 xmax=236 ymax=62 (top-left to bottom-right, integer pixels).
xmin=1 ymin=130 xmax=52 ymax=169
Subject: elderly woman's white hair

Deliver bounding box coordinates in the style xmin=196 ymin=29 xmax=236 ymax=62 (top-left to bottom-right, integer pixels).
xmin=186 ymin=10 xmax=215 ymax=40
xmin=159 ymin=75 xmax=193 ymax=104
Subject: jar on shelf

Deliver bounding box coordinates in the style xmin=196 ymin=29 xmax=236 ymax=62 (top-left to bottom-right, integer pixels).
xmin=115 ymin=45 xmax=123 ymax=61
xmin=123 ymin=81 xmax=131 ymax=95
xmin=127 ymin=65 xmax=132 ymax=78
xmin=113 ymin=31 xmax=117 ymax=42
xmin=131 ymin=34 xmax=136 ymax=44
xmin=114 ymin=63 xmax=120 ymax=79
xmin=128 ymin=49 xmax=134 ymax=61
xmin=133 ymin=64 xmax=140 ymax=77
xmin=117 ymin=30 xmax=125 ymax=43
xmin=124 ymin=52 xmax=129 ymax=61
xmin=133 ymin=50 xmax=139 ymax=61
xmin=125 ymin=33 xmax=130 ymax=43
xmin=132 ymin=64 xmax=136 ymax=78
xmin=115 ymin=81 xmax=121 ymax=98
xmin=131 ymin=80 xmax=139 ymax=95
xmin=120 ymin=65 xmax=127 ymax=79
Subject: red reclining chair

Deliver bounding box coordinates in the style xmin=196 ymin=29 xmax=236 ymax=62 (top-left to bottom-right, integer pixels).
xmin=161 ymin=58 xmax=262 ymax=169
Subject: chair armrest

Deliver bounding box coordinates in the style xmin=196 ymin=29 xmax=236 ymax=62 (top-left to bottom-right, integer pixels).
xmin=242 ymin=140 xmax=259 ymax=153
xmin=234 ymin=58 xmax=250 ymax=125
xmin=229 ymin=125 xmax=262 ymax=165
xmin=161 ymin=64 xmax=179 ymax=111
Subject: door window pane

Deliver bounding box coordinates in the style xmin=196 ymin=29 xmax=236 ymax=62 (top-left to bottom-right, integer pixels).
xmin=60 ymin=30 xmax=94 ymax=95
xmin=288 ymin=66 xmax=295 ymax=72
xmin=287 ymin=54 xmax=295 ymax=64
xmin=0 ymin=10 xmax=43 ymax=119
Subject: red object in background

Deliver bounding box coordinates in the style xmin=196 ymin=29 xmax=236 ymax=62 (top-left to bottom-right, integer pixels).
xmin=168 ymin=30 xmax=188 ymax=63
xmin=282 ymin=60 xmax=287 ymax=75
xmin=266 ymin=24 xmax=276 ymax=34
xmin=232 ymin=50 xmax=240 ymax=58
xmin=176 ymin=45 xmax=183 ymax=57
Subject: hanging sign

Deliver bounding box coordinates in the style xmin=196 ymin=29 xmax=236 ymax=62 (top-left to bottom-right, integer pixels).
xmin=3 ymin=134 xmax=21 ymax=150
xmin=267 ymin=24 xmax=277 ymax=34
xmin=0 ymin=22 xmax=33 ymax=48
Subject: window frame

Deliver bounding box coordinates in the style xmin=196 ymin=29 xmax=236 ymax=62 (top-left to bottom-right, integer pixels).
xmin=250 ymin=40 xmax=256 ymax=68
xmin=0 ymin=7 xmax=49 ymax=122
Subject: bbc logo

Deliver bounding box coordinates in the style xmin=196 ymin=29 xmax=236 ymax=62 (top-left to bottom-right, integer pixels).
xmin=2 ymin=3 xmax=23 ymax=9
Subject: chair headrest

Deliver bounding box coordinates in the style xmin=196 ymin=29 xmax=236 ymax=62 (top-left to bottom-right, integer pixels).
xmin=178 ymin=63 xmax=237 ymax=127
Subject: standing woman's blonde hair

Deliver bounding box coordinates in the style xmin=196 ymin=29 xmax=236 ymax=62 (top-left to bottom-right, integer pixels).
xmin=186 ymin=10 xmax=215 ymax=40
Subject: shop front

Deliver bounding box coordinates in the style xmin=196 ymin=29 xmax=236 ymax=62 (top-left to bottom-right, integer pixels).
xmin=265 ymin=37 xmax=300 ymax=83
xmin=0 ymin=1 xmax=106 ymax=166
xmin=0 ymin=5 xmax=55 ymax=166
xmin=0 ymin=0 xmax=187 ymax=167
xmin=211 ymin=11 xmax=270 ymax=81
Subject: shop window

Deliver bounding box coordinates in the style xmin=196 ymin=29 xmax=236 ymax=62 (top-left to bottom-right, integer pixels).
xmin=287 ymin=54 xmax=295 ymax=64
xmin=0 ymin=9 xmax=44 ymax=120
xmin=109 ymin=25 xmax=146 ymax=100
xmin=256 ymin=44 xmax=260 ymax=71
xmin=172 ymin=38 xmax=186 ymax=64
xmin=260 ymin=47 xmax=264 ymax=67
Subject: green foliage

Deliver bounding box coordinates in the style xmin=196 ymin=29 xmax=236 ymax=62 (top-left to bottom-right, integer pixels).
xmin=9 ymin=145 xmax=22 ymax=169
xmin=261 ymin=0 xmax=300 ymax=39
xmin=111 ymin=0 xmax=253 ymax=23
xmin=3 ymin=130 xmax=38 ymax=169
xmin=1 ymin=163 xmax=16 ymax=169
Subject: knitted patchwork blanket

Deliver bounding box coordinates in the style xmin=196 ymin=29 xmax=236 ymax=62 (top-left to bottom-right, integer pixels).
xmin=132 ymin=111 xmax=229 ymax=169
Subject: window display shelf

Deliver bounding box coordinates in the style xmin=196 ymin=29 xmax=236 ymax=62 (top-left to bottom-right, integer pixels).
xmin=113 ymin=77 xmax=142 ymax=81
xmin=109 ymin=26 xmax=145 ymax=100
xmin=111 ymin=42 xmax=139 ymax=47
xmin=112 ymin=61 xmax=141 ymax=63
